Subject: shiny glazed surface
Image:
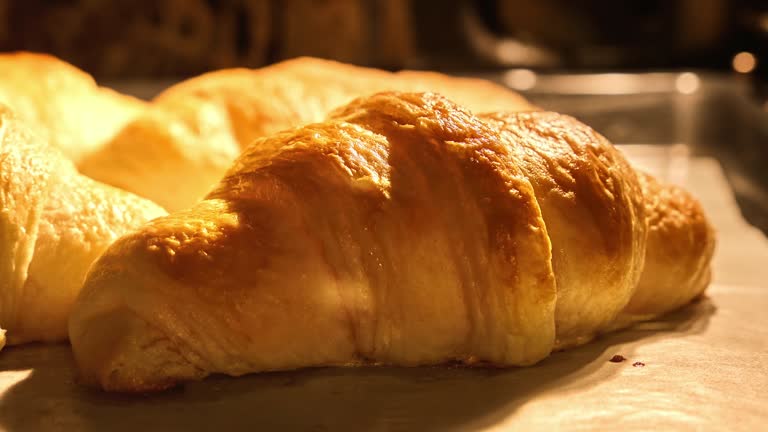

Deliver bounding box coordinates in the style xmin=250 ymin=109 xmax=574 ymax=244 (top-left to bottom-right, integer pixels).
xmin=69 ymin=93 xmax=714 ymax=392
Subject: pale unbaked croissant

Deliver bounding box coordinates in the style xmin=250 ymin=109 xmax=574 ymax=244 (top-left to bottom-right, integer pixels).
xmin=0 ymin=104 xmax=167 ymax=349
xmin=0 ymin=52 xmax=147 ymax=163
xmin=69 ymin=92 xmax=714 ymax=392
xmin=79 ymin=57 xmax=536 ymax=211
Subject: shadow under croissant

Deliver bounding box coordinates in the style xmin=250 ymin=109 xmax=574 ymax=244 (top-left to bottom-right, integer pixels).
xmin=0 ymin=298 xmax=715 ymax=432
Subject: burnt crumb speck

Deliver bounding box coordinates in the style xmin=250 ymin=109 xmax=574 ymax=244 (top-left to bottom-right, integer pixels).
xmin=632 ymin=362 xmax=646 ymax=367
xmin=609 ymin=354 xmax=626 ymax=363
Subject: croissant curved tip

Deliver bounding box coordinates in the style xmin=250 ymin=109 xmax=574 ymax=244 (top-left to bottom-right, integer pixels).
xmin=69 ymin=241 xmax=206 ymax=392
xmin=70 ymin=300 xmax=205 ymax=392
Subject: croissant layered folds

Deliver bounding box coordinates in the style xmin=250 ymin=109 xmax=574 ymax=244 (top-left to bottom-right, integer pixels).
xmin=0 ymin=52 xmax=147 ymax=163
xmin=0 ymin=105 xmax=167 ymax=348
xmin=69 ymin=93 xmax=715 ymax=392
xmin=618 ymin=172 xmax=715 ymax=325
xmin=80 ymin=57 xmax=536 ymax=211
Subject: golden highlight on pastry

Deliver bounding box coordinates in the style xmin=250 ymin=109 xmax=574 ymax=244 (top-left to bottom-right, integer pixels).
xmin=80 ymin=57 xmax=536 ymax=211
xmin=69 ymin=93 xmax=715 ymax=392
xmin=0 ymin=52 xmax=146 ymax=163
xmin=0 ymin=104 xmax=167 ymax=348
xmin=616 ymin=172 xmax=715 ymax=326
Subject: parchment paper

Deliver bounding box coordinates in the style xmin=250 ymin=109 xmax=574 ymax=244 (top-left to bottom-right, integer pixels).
xmin=1 ymin=152 xmax=766 ymax=431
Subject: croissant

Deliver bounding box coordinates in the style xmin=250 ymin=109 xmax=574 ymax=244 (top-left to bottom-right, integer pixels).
xmin=0 ymin=104 xmax=167 ymax=349
xmin=79 ymin=57 xmax=535 ymax=211
xmin=0 ymin=52 xmax=146 ymax=163
xmin=69 ymin=92 xmax=714 ymax=392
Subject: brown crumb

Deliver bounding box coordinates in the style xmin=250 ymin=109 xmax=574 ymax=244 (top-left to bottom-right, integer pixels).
xmin=632 ymin=362 xmax=645 ymax=367
xmin=609 ymin=355 xmax=626 ymax=363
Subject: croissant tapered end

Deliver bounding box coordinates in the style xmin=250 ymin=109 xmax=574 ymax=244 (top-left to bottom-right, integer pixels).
xmin=68 ymin=269 xmax=206 ymax=392
xmin=0 ymin=52 xmax=146 ymax=163
xmin=615 ymin=172 xmax=716 ymax=325
xmin=69 ymin=201 xmax=232 ymax=391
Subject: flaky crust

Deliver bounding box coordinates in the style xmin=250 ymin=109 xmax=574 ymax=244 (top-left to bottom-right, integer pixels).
xmin=482 ymin=112 xmax=647 ymax=348
xmin=615 ymin=173 xmax=716 ymax=325
xmin=0 ymin=52 xmax=147 ymax=163
xmin=0 ymin=104 xmax=167 ymax=346
xmin=80 ymin=57 xmax=536 ymax=211
xmin=69 ymin=93 xmax=714 ymax=393
xmin=71 ymin=92 xmax=555 ymax=391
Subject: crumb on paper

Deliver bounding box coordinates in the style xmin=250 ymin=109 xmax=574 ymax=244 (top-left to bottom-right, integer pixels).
xmin=609 ymin=354 xmax=626 ymax=363
xmin=632 ymin=361 xmax=646 ymax=367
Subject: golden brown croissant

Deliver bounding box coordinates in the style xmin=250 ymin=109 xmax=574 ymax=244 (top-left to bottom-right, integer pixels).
xmin=0 ymin=104 xmax=167 ymax=348
xmin=69 ymin=93 xmax=714 ymax=392
xmin=79 ymin=57 xmax=535 ymax=211
xmin=0 ymin=52 xmax=146 ymax=163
